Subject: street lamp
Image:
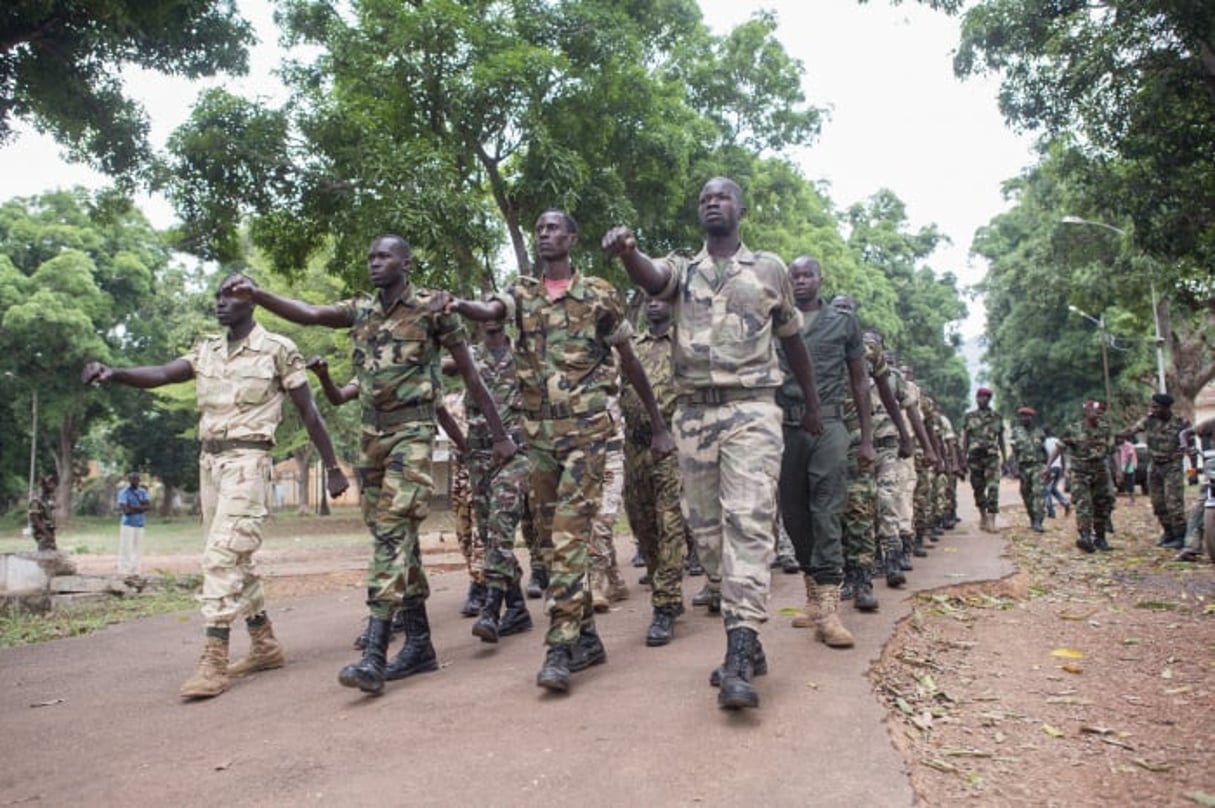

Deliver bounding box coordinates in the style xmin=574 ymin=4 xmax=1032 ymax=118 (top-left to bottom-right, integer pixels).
xmin=1067 ymin=304 xmax=1114 ymax=406
xmin=1059 ymin=216 xmax=1168 ymax=394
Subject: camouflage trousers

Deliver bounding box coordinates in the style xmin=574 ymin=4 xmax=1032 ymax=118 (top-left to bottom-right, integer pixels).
xmin=839 ymin=435 xmax=878 ymax=571
xmin=358 ymin=424 xmax=436 ymax=619
xmin=894 ymin=456 xmax=916 ymax=535
xmin=467 ymin=444 xmax=529 ymax=590
xmin=679 ymin=397 xmax=781 ymax=632
xmin=199 ymin=448 xmax=271 ymax=626
xmin=451 ymin=456 xmax=483 ymax=585
xmin=781 ymin=419 xmax=849 ymax=585
xmin=1018 ymin=463 xmax=1045 ymax=522
xmin=588 ymin=441 xmax=624 ymax=576
xmin=521 ymin=493 xmax=543 ymax=573
xmin=623 ymin=440 xmax=686 ymax=610
xmin=874 ymin=439 xmax=902 ymax=559
xmin=914 ymin=457 xmax=935 ymax=533
xmin=525 ymin=411 xmax=612 ymax=647
xmin=1180 ymin=501 xmax=1206 ymax=553
xmin=1148 ymin=460 xmax=1187 ymax=533
xmin=1071 ymin=463 xmax=1114 ymax=534
xmin=968 ymin=448 xmax=1001 ymax=514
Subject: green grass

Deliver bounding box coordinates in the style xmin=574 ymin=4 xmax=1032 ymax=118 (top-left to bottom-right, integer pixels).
xmin=0 ymin=579 xmax=201 ymax=649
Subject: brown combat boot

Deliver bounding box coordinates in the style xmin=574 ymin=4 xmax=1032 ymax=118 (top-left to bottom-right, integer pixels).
xmin=180 ymin=635 xmax=230 ymax=699
xmin=605 ymin=563 xmax=630 ymax=603
xmin=227 ymin=618 xmax=285 ymax=677
xmin=814 ymin=583 xmax=855 ymax=648
xmin=791 ymin=575 xmax=820 ymax=629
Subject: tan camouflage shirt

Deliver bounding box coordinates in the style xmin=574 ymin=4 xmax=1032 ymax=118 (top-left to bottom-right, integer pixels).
xmin=185 ymin=323 xmax=308 ymax=442
xmin=492 ymin=272 xmax=632 ymax=418
xmin=654 ymin=243 xmax=802 ymax=394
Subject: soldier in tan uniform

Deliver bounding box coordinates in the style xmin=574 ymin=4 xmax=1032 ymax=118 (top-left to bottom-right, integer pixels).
xmin=82 ymin=273 xmax=349 ymax=701
xmin=603 ymin=177 xmax=822 ymax=712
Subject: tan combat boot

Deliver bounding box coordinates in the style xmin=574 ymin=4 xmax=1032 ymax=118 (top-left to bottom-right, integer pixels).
xmin=227 ymin=619 xmax=286 ymax=677
xmin=589 ymin=567 xmax=610 ymax=613
xmin=605 ymin=563 xmax=630 ymax=603
xmin=814 ymin=583 xmax=855 ymax=648
xmin=179 ymin=635 xmax=230 ymax=699
xmin=791 ymin=575 xmax=820 ymax=629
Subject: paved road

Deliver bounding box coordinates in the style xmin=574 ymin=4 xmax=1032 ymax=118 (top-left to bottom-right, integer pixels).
xmin=1 ymin=496 xmax=1014 ymax=807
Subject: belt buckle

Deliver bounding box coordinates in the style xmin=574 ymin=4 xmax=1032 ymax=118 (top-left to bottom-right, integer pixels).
xmin=703 ymin=388 xmax=723 ymax=405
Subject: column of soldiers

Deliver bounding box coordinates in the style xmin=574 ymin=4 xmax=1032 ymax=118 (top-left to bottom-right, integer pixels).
xmin=83 ymin=176 xmax=1031 ymax=712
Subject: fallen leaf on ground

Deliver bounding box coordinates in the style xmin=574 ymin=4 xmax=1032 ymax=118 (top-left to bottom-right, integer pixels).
xmin=1062 ymin=663 xmax=1083 ymax=674
xmin=1184 ymin=791 xmax=1215 ymax=806
xmin=1042 ymin=724 xmax=1066 ymax=738
xmin=1050 ymin=648 xmax=1084 ymax=659
xmin=1132 ymin=758 xmax=1172 ymax=773
xmin=29 ymin=699 xmax=64 ymax=708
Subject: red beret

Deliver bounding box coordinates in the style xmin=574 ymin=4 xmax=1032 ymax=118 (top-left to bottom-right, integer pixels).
xmin=976 ymin=387 xmax=993 ymax=397
xmin=1017 ymin=406 xmax=1036 ymax=416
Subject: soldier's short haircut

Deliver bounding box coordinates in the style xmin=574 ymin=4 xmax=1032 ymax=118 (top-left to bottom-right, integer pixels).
xmin=704 ymin=176 xmax=744 ymax=206
xmin=539 ymin=210 xmax=578 ymax=235
xmin=375 ymin=234 xmax=412 ymax=256
xmin=218 ymin=271 xmax=255 ymax=291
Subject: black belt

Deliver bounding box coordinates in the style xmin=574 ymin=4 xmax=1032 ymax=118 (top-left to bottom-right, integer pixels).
xmin=874 ymin=435 xmax=899 ymax=449
xmin=201 ymin=438 xmax=272 ymax=454
xmin=467 ymin=431 xmax=525 ymax=451
xmin=784 ymin=402 xmax=845 ymax=422
xmin=680 ymin=388 xmax=774 ymax=406
xmin=525 ymin=402 xmax=577 ymax=420
xmin=362 ymin=402 xmax=436 ymax=431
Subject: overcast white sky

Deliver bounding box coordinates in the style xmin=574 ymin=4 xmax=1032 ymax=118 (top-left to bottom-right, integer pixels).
xmin=0 ymin=0 xmax=1036 ymax=338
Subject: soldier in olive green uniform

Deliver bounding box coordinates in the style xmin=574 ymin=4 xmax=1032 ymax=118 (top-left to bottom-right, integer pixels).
xmin=232 ymin=238 xmax=514 ymax=697
xmin=1048 ymin=400 xmax=1114 ymax=552
xmin=450 ymin=210 xmax=672 ymax=694
xmin=1124 ymin=393 xmax=1191 ymax=548
xmin=604 ymin=177 xmax=822 ymax=712
xmin=82 ymin=274 xmax=349 ymax=701
xmin=621 ymin=296 xmax=688 ymax=646
xmin=1010 ymin=406 xmax=1047 ymax=532
xmin=963 ymin=387 xmax=1006 ymax=532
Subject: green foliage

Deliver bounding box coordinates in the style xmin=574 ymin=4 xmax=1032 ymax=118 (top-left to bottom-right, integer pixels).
xmin=0 ymin=584 xmax=199 ymax=649
xmin=0 ymin=0 xmax=255 ymax=181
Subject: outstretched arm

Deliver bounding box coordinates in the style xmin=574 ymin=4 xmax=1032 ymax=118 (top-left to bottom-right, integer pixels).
xmin=616 ymin=341 xmax=674 ymax=458
xmin=305 ymin=357 xmax=358 ymax=405
xmin=286 ymin=384 xmax=349 ymax=499
xmin=225 ymin=277 xmax=350 ymax=329
xmin=602 ymin=227 xmax=671 ymax=297
xmin=82 ymin=359 xmax=194 ymax=389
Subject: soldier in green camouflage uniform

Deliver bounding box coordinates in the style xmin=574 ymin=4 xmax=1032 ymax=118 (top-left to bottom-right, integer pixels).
xmin=1048 ymin=400 xmax=1114 ymax=552
xmin=914 ymin=396 xmax=942 ymax=554
xmin=83 ymin=273 xmax=349 ymax=701
xmin=963 ymin=387 xmax=1006 ymax=532
xmin=604 ymin=177 xmax=822 ymax=711
xmin=890 ymin=364 xmax=940 ymax=559
xmin=233 ymin=238 xmax=513 ymax=697
xmin=451 ymin=210 xmax=672 ymax=695
xmin=1124 ymin=393 xmax=1191 ymax=548
xmin=443 ymin=390 xmax=485 ymax=617
xmin=1010 ymin=406 xmax=1047 ymax=532
xmin=588 ymin=397 xmax=630 ymax=609
xmin=936 ymin=409 xmax=962 ymax=529
xmin=621 ymin=296 xmax=688 ymax=646
xmin=27 ymin=475 xmax=57 ymax=552
xmin=464 ymin=322 xmax=534 ymax=643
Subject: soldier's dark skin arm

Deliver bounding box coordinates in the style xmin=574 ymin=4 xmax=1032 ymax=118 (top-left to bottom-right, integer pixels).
xmin=847 ymin=357 xmax=876 ymax=468
xmin=872 ymin=372 xmax=913 ymax=460
xmin=436 ymin=404 xmax=469 ymax=455
xmin=306 ymin=356 xmax=358 ymax=405
xmin=226 ymin=279 xmax=352 ymax=329
xmin=447 ymin=340 xmax=515 ymax=465
xmin=615 ymin=340 xmax=675 ymax=458
xmin=82 ymin=359 xmax=194 ymax=388
xmin=905 ymin=404 xmax=939 ymax=468
xmin=286 ymin=383 xmax=350 ymax=498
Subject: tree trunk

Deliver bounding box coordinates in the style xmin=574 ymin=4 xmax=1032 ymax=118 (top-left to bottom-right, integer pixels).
xmin=474 ymin=141 xmax=532 ymax=277
xmin=54 ymin=412 xmax=74 ymax=523
xmin=294 ymin=445 xmax=313 ymax=515
xmin=1165 ymin=301 xmax=1215 ymax=423
xmin=159 ymin=482 xmax=176 ymax=517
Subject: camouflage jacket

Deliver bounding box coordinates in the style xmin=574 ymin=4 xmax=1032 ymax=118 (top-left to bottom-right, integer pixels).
xmin=963 ymin=407 xmax=1004 ymax=456
xmin=1060 ymin=419 xmax=1114 ymax=471
xmin=466 ymin=342 xmax=524 ymax=442
xmin=654 ymin=243 xmax=801 ymax=394
xmin=184 ymin=323 xmax=308 ymax=443
xmin=620 ymin=328 xmax=676 ymax=441
xmin=1130 ymin=411 xmax=1190 ymax=465
xmin=844 ymin=338 xmax=893 ymax=435
xmin=1010 ymin=423 xmax=1047 ymax=469
xmin=492 ymin=272 xmax=631 ymax=419
xmin=338 ymin=286 xmax=466 ymax=431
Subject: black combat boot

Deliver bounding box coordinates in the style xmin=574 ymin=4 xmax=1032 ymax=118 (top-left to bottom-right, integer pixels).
xmin=717 ymin=628 xmax=760 ymax=709
xmin=885 ymin=547 xmax=906 ymax=588
xmin=1157 ymin=527 xmax=1184 ymax=549
xmin=536 ymin=644 xmax=573 ymax=692
xmin=353 ymin=608 xmax=405 ymax=649
xmin=1075 ymin=530 xmax=1096 ymax=554
xmin=930 ymin=521 xmax=944 ymax=538
xmin=839 ymin=565 xmax=856 ymax=602
xmin=1093 ymin=529 xmax=1112 ymax=552
xmin=645 ymin=605 xmax=682 ymax=647
xmin=338 ymin=616 xmax=390 ymax=695
xmin=1030 ymin=517 xmax=1045 ymax=533
xmin=685 ymin=543 xmax=705 ymax=576
xmin=472 ymin=586 xmax=506 ymax=643
xmin=461 ymin=581 xmax=486 ymax=617
xmin=568 ymin=624 xmax=607 ymax=672
xmin=900 ymin=535 xmax=915 ymax=571
xmin=526 ymin=566 xmax=548 ymax=599
xmin=498 ymin=581 xmax=533 ymax=636
xmin=384 ymin=601 xmax=439 ymax=681
xmin=710 ymin=636 xmax=768 ymax=687
xmin=853 ymin=565 xmax=879 ymax=612
xmin=912 ymin=531 xmax=928 ymax=557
